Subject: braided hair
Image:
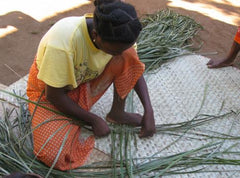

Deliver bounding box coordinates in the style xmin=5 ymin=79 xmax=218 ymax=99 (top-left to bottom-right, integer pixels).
xmin=94 ymin=0 xmax=118 ymax=6
xmin=93 ymin=1 xmax=142 ymax=44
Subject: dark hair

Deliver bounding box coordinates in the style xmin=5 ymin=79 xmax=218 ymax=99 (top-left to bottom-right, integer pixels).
xmin=94 ymin=1 xmax=142 ymax=43
xmin=94 ymin=0 xmax=118 ymax=6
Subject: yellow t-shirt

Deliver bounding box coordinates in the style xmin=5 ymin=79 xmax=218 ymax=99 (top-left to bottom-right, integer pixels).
xmin=36 ymin=14 xmax=112 ymax=89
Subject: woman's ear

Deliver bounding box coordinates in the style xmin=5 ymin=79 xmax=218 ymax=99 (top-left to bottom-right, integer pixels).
xmin=91 ymin=29 xmax=98 ymax=41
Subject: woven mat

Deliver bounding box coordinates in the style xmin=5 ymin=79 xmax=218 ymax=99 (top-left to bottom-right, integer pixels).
xmin=1 ymin=54 xmax=240 ymax=177
xmin=91 ymin=54 xmax=240 ymax=177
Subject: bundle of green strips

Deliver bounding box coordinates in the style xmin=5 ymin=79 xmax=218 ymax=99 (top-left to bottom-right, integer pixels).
xmin=137 ymin=9 xmax=203 ymax=71
xmin=1 ymin=91 xmax=240 ymax=178
xmin=4 ymin=9 xmax=240 ymax=178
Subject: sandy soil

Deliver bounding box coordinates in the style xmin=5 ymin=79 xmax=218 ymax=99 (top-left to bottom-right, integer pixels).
xmin=0 ymin=0 xmax=239 ymax=86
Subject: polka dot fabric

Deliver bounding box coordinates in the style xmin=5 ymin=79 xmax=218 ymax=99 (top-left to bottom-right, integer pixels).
xmin=26 ymin=47 xmax=145 ymax=170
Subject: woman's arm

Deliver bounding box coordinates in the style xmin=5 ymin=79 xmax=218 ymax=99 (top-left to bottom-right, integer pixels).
xmin=134 ymin=75 xmax=156 ymax=137
xmin=45 ymin=85 xmax=110 ymax=137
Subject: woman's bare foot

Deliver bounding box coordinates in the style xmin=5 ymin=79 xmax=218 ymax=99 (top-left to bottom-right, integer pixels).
xmin=106 ymin=112 xmax=142 ymax=126
xmin=207 ymin=58 xmax=234 ymax=68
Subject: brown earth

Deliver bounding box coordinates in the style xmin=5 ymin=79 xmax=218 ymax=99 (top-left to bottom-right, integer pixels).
xmin=0 ymin=0 xmax=239 ymax=86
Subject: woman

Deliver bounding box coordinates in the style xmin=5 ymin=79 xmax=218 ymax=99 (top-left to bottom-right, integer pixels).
xmin=27 ymin=1 xmax=155 ymax=170
xmin=207 ymin=26 xmax=240 ymax=68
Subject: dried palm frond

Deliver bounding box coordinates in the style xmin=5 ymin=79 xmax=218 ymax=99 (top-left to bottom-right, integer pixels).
xmin=137 ymin=9 xmax=203 ymax=72
xmin=2 ymin=9 xmax=240 ymax=178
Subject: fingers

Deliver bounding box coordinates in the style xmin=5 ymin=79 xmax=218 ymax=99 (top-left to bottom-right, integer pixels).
xmin=94 ymin=128 xmax=110 ymax=137
xmin=139 ymin=128 xmax=156 ymax=138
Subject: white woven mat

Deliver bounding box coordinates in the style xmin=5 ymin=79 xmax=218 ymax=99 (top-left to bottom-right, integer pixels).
xmin=91 ymin=54 xmax=240 ymax=177
xmin=1 ymin=54 xmax=240 ymax=177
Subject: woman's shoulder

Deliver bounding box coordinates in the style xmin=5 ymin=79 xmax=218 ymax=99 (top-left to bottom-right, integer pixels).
xmin=41 ymin=16 xmax=86 ymax=48
xmin=52 ymin=16 xmax=85 ymax=30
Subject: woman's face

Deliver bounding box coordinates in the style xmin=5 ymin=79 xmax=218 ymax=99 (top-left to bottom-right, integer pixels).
xmin=91 ymin=29 xmax=135 ymax=55
xmin=95 ymin=36 xmax=135 ymax=56
xmin=97 ymin=39 xmax=135 ymax=56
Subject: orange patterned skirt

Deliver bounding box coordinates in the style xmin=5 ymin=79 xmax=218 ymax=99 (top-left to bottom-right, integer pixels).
xmin=234 ymin=26 xmax=240 ymax=44
xmin=26 ymin=47 xmax=145 ymax=170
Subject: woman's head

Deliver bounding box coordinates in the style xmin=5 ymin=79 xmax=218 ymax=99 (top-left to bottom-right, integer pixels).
xmin=92 ymin=1 xmax=142 ymax=55
xmin=94 ymin=0 xmax=120 ymax=6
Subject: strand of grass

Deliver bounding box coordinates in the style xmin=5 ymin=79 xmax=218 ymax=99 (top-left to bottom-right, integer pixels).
xmin=2 ymin=109 xmax=33 ymax=173
xmin=229 ymin=172 xmax=238 ymax=178
xmin=16 ymin=108 xmax=32 ymax=149
xmin=154 ymin=152 xmax=192 ymax=177
xmin=110 ymin=127 xmax=117 ymax=177
xmin=124 ymin=127 xmax=133 ymax=178
xmin=170 ymin=169 xmax=240 ymax=175
xmin=162 ymin=110 xmax=239 ymax=139
xmin=2 ymin=100 xmax=240 ymax=177
xmin=0 ymin=166 xmax=9 ymax=175
xmin=0 ymin=102 xmax=115 ymax=177
xmin=68 ymin=128 xmax=82 ymax=172
xmin=138 ymin=9 xmax=203 ymax=71
xmin=0 ymin=6 xmax=236 ymax=174
xmin=0 ymin=152 xmax=32 ymax=172
xmin=163 ymin=128 xmax=240 ymax=141
xmin=0 ymin=104 xmax=38 ymax=174
xmin=0 ymin=116 xmax=70 ymax=149
xmin=1 ymin=89 xmax=93 ymax=133
xmin=166 ymin=148 xmax=240 ymax=173
xmin=125 ymin=91 xmax=134 ymax=178
xmin=0 ymin=89 xmax=63 ymax=116
xmin=136 ymin=142 xmax=240 ymax=176
xmin=1 ymin=101 xmax=120 ymax=177
xmin=106 ymin=110 xmax=237 ymax=141
xmin=7 ymin=100 xmax=32 ymax=149
xmin=136 ymin=97 xmax=237 ymax=174
xmin=45 ymin=126 xmax=73 ymax=178
xmin=8 ymin=141 xmax=33 ymax=173
xmin=119 ymin=126 xmax=124 ymax=178
xmin=0 ymin=111 xmax=76 ymax=177
xmin=163 ymin=168 xmax=240 ymax=177
xmin=133 ymin=142 xmax=221 ymax=176
xmin=205 ymin=115 xmax=237 ymax=160
xmin=152 ymin=110 xmax=238 ymax=139
xmin=130 ymin=109 xmax=236 ymax=134
xmin=147 ymin=87 xmax=209 ymax=159
xmin=24 ymin=90 xmax=45 ymax=133
xmin=29 ymin=122 xmax=72 ymax=169
xmin=129 ymin=130 xmax=135 ymax=177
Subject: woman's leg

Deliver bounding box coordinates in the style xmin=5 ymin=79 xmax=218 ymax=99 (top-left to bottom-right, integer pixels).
xmin=105 ymin=47 xmax=145 ymax=126
xmin=106 ymin=85 xmax=142 ymax=126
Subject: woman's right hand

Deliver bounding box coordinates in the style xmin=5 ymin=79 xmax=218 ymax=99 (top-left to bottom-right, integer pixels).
xmin=91 ymin=118 xmax=111 ymax=137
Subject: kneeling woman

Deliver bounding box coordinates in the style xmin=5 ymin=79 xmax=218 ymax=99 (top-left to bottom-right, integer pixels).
xmin=27 ymin=1 xmax=155 ymax=170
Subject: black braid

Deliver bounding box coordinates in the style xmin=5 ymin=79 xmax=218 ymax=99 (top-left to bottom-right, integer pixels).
xmin=94 ymin=0 xmax=118 ymax=6
xmin=93 ymin=2 xmax=142 ymax=43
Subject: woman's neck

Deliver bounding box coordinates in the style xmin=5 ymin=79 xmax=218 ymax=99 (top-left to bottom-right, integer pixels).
xmin=86 ymin=18 xmax=99 ymax=48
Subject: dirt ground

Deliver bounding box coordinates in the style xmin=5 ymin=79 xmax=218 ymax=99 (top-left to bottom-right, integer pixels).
xmin=0 ymin=0 xmax=239 ymax=86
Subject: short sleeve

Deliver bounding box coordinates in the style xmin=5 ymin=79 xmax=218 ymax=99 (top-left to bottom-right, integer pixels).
xmin=37 ymin=46 xmax=77 ymax=88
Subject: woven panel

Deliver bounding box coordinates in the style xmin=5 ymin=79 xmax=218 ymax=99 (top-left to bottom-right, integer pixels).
xmin=0 ymin=75 xmax=29 ymax=105
xmin=91 ymin=55 xmax=240 ymax=177
xmin=1 ymin=55 xmax=240 ymax=177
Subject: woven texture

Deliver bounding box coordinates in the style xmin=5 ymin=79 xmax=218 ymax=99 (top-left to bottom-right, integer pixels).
xmin=91 ymin=54 xmax=240 ymax=177
xmin=1 ymin=54 xmax=240 ymax=177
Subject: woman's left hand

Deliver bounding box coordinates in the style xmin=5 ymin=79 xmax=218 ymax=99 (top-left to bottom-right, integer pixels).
xmin=139 ymin=110 xmax=156 ymax=138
